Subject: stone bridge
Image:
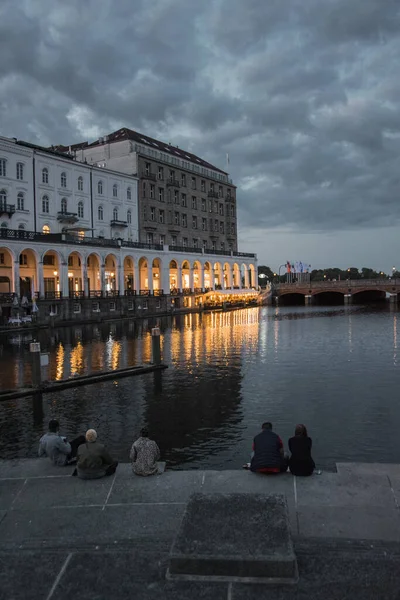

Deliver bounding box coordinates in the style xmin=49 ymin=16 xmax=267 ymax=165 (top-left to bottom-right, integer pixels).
xmin=272 ymin=279 xmax=400 ymax=305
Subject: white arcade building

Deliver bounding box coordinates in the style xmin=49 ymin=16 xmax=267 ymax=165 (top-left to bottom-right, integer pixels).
xmin=0 ymin=135 xmax=258 ymax=324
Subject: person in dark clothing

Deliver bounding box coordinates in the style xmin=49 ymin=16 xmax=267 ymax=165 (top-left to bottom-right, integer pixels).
xmin=75 ymin=429 xmax=118 ymax=479
xmin=38 ymin=419 xmax=85 ymax=466
xmin=288 ymin=424 xmax=315 ymax=476
xmin=250 ymin=422 xmax=289 ymax=474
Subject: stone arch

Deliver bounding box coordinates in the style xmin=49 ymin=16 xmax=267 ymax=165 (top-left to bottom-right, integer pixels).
xmin=248 ymin=263 xmax=256 ymax=288
xmin=213 ymin=262 xmax=223 ymax=289
xmin=223 ymin=262 xmax=232 ymax=289
xmin=67 ymin=250 xmax=84 ymax=296
xmin=42 ymin=248 xmax=62 ymax=298
xmin=181 ymin=260 xmax=190 ymax=291
xmin=241 ymin=263 xmax=249 ymax=288
xmin=152 ymin=257 xmax=162 ymax=291
xmin=193 ymin=260 xmax=202 ymax=291
xmin=104 ymin=253 xmax=118 ymax=293
xmin=138 ymin=256 xmax=149 ymax=290
xmin=0 ymin=246 xmax=15 ymax=294
xmin=123 ymin=255 xmax=135 ymax=294
xmin=87 ymin=252 xmax=102 ymax=293
xmin=169 ymin=259 xmax=179 ymax=292
xmin=232 ymin=262 xmax=240 ymax=288
xmin=203 ymin=261 xmax=212 ymax=290
xmin=18 ymin=247 xmax=39 ymax=297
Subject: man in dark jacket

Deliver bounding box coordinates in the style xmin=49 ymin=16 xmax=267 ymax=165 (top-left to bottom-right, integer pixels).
xmin=250 ymin=422 xmax=288 ymax=474
xmin=76 ymin=429 xmax=118 ymax=479
xmin=39 ymin=419 xmax=85 ymax=466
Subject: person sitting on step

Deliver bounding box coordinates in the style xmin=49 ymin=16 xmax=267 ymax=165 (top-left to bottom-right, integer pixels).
xmin=288 ymin=424 xmax=315 ymax=477
xmin=75 ymin=429 xmax=118 ymax=479
xmin=130 ymin=427 xmax=161 ymax=476
xmin=38 ymin=419 xmax=85 ymax=466
xmin=250 ymin=422 xmax=289 ymax=474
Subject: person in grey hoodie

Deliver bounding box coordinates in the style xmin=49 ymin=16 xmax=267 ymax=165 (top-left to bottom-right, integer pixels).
xmin=38 ymin=419 xmax=85 ymax=466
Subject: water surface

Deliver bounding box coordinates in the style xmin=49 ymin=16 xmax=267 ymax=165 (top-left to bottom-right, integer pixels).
xmin=0 ymin=305 xmax=399 ymax=469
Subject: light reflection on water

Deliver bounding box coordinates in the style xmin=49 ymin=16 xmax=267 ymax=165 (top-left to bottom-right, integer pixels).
xmin=0 ymin=305 xmax=400 ymax=469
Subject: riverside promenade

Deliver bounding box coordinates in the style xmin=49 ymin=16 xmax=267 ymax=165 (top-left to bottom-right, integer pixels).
xmin=1 ymin=460 xmax=400 ymax=599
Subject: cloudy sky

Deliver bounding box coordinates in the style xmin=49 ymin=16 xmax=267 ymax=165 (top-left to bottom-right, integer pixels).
xmin=1 ymin=0 xmax=400 ymax=271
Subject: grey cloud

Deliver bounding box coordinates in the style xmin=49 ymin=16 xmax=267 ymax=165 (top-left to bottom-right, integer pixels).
xmin=1 ymin=0 xmax=400 ymax=268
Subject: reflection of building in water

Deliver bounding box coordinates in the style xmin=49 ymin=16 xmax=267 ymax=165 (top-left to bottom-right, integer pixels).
xmin=55 ymin=342 xmax=65 ymax=381
xmin=394 ymin=315 xmax=397 ymax=366
xmin=140 ymin=309 xmax=260 ymax=466
xmin=70 ymin=340 xmax=84 ymax=376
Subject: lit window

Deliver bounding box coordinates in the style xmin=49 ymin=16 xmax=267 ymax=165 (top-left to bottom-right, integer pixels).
xmin=61 ymin=198 xmax=67 ymax=213
xmin=42 ymin=225 xmax=50 ymax=234
xmin=0 ymin=159 xmax=6 ymax=177
xmin=113 ymin=184 xmax=118 ymax=198
xmin=17 ymin=192 xmax=24 ymax=210
xmin=78 ymin=201 xmax=84 ymax=218
xmin=61 ymin=172 xmax=67 ymax=188
xmin=16 ymin=163 xmax=24 ymax=180
xmin=127 ymin=187 xmax=131 ymax=200
xmin=42 ymin=195 xmax=49 ymax=213
xmin=98 ymin=180 xmax=103 ymax=195
xmin=42 ymin=168 xmax=49 ymax=184
xmin=78 ymin=176 xmax=83 ymax=191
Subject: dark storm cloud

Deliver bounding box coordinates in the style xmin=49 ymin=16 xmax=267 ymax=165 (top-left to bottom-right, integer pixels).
xmin=1 ymin=0 xmax=400 ymax=235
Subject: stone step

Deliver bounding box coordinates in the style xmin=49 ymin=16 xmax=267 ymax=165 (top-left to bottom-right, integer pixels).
xmin=167 ymin=492 xmax=298 ymax=584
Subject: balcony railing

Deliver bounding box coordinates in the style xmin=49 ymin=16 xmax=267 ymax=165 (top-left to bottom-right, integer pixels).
xmin=110 ymin=220 xmax=128 ymax=227
xmin=57 ymin=211 xmax=79 ymax=224
xmin=124 ymin=289 xmax=136 ymax=296
xmin=171 ymin=245 xmax=202 ymax=254
xmin=89 ymin=290 xmax=103 ymax=298
xmin=139 ymin=289 xmax=151 ymax=296
xmin=153 ymin=289 xmax=164 ymax=296
xmin=170 ymin=288 xmax=180 ymax=295
xmin=69 ymin=290 xmax=84 ymax=298
xmin=104 ymin=290 xmax=119 ymax=297
xmin=0 ymin=227 xmax=256 ymax=260
xmin=233 ymin=251 xmax=256 ymax=258
xmin=182 ymin=287 xmax=192 ymax=295
xmin=207 ymin=190 xmax=219 ymax=198
xmin=0 ymin=293 xmax=15 ymax=303
xmin=44 ymin=291 xmax=62 ymax=300
xmin=194 ymin=287 xmax=203 ymax=294
xmin=166 ymin=179 xmax=180 ymax=188
xmin=124 ymin=240 xmax=163 ymax=251
xmin=0 ymin=203 xmax=15 ymax=217
xmin=141 ymin=171 xmax=157 ymax=181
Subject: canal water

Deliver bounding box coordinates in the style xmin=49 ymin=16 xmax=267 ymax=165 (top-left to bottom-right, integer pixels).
xmin=0 ymin=305 xmax=399 ymax=469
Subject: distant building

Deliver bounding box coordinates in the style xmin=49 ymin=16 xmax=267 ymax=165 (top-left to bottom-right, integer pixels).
xmin=55 ymin=128 xmax=238 ymax=252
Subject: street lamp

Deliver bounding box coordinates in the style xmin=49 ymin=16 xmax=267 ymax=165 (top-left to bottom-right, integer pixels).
xmin=392 ymin=266 xmax=396 ymax=280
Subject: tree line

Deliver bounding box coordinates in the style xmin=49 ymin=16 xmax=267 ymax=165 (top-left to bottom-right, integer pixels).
xmin=258 ymin=265 xmax=400 ymax=282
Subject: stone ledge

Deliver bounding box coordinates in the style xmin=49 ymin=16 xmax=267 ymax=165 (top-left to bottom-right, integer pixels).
xmin=168 ymin=492 xmax=298 ymax=584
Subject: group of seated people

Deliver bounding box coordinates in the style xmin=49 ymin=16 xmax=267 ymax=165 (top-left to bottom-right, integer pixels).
xmin=247 ymin=421 xmax=316 ymax=476
xmin=38 ymin=420 xmax=160 ymax=478
xmin=39 ymin=419 xmax=316 ymax=479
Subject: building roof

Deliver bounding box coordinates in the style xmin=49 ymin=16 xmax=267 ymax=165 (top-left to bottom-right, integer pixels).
xmin=16 ymin=140 xmax=75 ymax=160
xmin=53 ymin=127 xmax=228 ymax=175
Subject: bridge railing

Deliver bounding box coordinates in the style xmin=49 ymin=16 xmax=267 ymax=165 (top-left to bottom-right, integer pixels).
xmin=275 ymin=279 xmax=400 ymax=289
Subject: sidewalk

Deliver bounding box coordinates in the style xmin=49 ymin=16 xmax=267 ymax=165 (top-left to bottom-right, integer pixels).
xmin=1 ymin=460 xmax=400 ymax=599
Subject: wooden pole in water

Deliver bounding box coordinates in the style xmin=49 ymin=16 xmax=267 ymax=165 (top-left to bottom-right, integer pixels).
xmin=30 ymin=341 xmax=42 ymax=389
xmin=151 ymin=327 xmax=161 ymax=365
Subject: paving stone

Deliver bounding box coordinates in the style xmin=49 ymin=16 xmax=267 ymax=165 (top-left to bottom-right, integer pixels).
xmin=336 ymin=462 xmax=400 ymax=478
xmin=12 ymin=476 xmax=112 ymax=509
xmin=295 ymin=472 xmax=394 ymax=508
xmin=169 ymin=493 xmax=297 ymax=583
xmin=0 ymin=480 xmax=26 ymax=510
xmin=297 ymin=505 xmax=400 ymax=541
xmin=108 ymin=470 xmax=203 ymax=504
xmin=0 ymin=458 xmax=74 ymax=480
xmin=0 ymin=504 xmax=185 ymax=548
xmin=202 ymin=470 xmax=295 ymax=500
xmin=0 ymin=551 xmax=68 ymax=600
xmin=51 ymin=551 xmax=228 ymax=600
